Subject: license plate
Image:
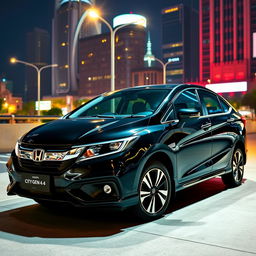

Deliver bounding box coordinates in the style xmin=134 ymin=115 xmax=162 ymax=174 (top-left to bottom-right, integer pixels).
xmin=20 ymin=174 xmax=50 ymax=193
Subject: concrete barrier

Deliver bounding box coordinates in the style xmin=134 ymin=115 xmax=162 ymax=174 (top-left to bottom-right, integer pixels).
xmin=0 ymin=123 xmax=41 ymax=152
xmin=0 ymin=120 xmax=255 ymax=152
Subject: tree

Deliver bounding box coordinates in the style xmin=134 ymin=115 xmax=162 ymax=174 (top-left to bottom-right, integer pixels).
xmin=73 ymin=98 xmax=90 ymax=108
xmin=15 ymin=101 xmax=36 ymax=115
xmin=44 ymin=107 xmax=62 ymax=116
xmin=242 ymin=90 xmax=256 ymax=113
xmin=0 ymin=98 xmax=3 ymax=112
xmin=228 ymin=97 xmax=242 ymax=110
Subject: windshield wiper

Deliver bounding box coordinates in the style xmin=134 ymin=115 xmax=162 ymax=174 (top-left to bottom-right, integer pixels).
xmin=90 ymin=115 xmax=116 ymax=118
xmin=122 ymin=114 xmax=147 ymax=118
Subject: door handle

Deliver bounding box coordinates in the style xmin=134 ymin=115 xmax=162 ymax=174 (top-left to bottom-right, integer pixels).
xmin=201 ymin=122 xmax=211 ymax=130
xmin=227 ymin=117 xmax=235 ymax=123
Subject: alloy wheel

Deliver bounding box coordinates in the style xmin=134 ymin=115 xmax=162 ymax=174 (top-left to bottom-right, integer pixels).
xmin=232 ymin=149 xmax=244 ymax=182
xmin=139 ymin=167 xmax=169 ymax=214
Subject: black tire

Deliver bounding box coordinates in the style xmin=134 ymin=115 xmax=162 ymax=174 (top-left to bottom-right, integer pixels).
xmin=222 ymin=148 xmax=244 ymax=188
xmin=134 ymin=161 xmax=172 ymax=221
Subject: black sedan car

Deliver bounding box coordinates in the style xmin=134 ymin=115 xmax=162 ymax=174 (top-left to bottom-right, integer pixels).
xmin=6 ymin=84 xmax=246 ymax=220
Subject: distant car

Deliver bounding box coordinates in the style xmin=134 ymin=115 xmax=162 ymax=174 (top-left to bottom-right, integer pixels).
xmin=6 ymin=84 xmax=246 ymax=220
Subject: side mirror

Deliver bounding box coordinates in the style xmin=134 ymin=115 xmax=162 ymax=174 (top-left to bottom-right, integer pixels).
xmin=178 ymin=108 xmax=200 ymax=118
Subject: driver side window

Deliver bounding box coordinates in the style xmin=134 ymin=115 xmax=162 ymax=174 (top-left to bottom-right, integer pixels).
xmin=173 ymin=89 xmax=202 ymax=117
xmin=165 ymin=89 xmax=201 ymax=121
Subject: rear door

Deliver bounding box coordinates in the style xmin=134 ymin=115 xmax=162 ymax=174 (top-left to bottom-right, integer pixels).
xmin=197 ymin=89 xmax=234 ymax=171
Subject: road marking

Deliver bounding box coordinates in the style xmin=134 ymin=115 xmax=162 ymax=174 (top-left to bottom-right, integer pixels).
xmin=0 ymin=161 xmax=6 ymax=164
xmin=0 ymin=155 xmax=10 ymax=158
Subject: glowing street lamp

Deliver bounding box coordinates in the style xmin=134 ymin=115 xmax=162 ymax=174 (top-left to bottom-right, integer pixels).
xmin=155 ymin=58 xmax=172 ymax=84
xmin=145 ymin=57 xmax=172 ymax=84
xmin=89 ymin=10 xmax=145 ymax=92
xmin=71 ymin=8 xmax=144 ymax=93
xmin=10 ymin=58 xmax=58 ymax=116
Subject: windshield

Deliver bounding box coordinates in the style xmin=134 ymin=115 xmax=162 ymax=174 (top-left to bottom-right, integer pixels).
xmin=68 ymin=89 xmax=170 ymax=118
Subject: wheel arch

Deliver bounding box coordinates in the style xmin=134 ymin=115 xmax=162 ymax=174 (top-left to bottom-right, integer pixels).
xmin=145 ymin=152 xmax=174 ymax=179
xmin=132 ymin=147 xmax=176 ymax=193
xmin=235 ymin=139 xmax=247 ymax=165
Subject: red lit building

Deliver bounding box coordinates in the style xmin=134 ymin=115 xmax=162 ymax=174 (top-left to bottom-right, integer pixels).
xmin=200 ymin=0 xmax=256 ymax=93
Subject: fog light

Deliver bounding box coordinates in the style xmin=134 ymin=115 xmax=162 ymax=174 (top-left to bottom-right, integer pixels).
xmin=103 ymin=184 xmax=112 ymax=194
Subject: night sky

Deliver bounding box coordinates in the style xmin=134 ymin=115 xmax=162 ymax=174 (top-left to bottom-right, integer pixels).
xmin=0 ymin=0 xmax=198 ymax=96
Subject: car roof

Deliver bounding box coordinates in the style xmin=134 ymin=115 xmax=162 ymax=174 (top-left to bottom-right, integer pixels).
xmin=121 ymin=84 xmax=208 ymax=91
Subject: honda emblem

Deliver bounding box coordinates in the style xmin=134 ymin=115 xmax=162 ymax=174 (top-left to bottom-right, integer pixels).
xmin=32 ymin=149 xmax=45 ymax=162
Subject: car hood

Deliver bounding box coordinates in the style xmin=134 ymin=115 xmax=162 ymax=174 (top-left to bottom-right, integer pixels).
xmin=21 ymin=117 xmax=150 ymax=146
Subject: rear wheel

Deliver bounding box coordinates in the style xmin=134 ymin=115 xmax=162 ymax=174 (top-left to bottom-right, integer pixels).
xmin=134 ymin=161 xmax=172 ymax=221
xmin=222 ymin=148 xmax=244 ymax=187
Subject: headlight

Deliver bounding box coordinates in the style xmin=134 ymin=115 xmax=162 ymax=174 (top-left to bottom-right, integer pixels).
xmin=15 ymin=141 xmax=20 ymax=157
xmin=45 ymin=147 xmax=84 ymax=161
xmin=77 ymin=136 xmax=137 ymax=161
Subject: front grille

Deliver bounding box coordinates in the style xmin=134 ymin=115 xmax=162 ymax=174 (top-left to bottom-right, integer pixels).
xmin=20 ymin=143 xmax=72 ymax=151
xmin=16 ymin=143 xmax=78 ymax=174
xmin=17 ymin=158 xmax=76 ymax=174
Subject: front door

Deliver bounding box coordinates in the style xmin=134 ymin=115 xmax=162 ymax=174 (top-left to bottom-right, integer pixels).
xmin=162 ymin=89 xmax=213 ymax=183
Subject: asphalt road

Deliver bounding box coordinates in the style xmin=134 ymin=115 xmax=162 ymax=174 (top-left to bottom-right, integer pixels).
xmin=0 ymin=153 xmax=10 ymax=173
xmin=0 ymin=135 xmax=255 ymax=256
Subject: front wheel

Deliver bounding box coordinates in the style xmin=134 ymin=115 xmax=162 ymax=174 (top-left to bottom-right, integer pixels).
xmin=222 ymin=148 xmax=245 ymax=187
xmin=134 ymin=161 xmax=172 ymax=221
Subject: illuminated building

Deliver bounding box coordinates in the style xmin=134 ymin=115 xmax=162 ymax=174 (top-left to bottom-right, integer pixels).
xmin=79 ymin=14 xmax=146 ymax=97
xmin=52 ymin=0 xmax=100 ymax=96
xmin=132 ymin=32 xmax=163 ymax=86
xmin=162 ymin=4 xmax=199 ymax=83
xmin=131 ymin=68 xmax=163 ymax=86
xmin=200 ymin=0 xmax=256 ymax=94
xmin=26 ymin=28 xmax=50 ymax=102
xmin=250 ymin=0 xmax=256 ymax=80
xmin=144 ymin=32 xmax=155 ymax=68
xmin=0 ymin=82 xmax=23 ymax=113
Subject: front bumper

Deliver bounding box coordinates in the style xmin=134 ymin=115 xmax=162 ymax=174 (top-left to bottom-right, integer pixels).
xmin=6 ymin=155 xmax=139 ymax=210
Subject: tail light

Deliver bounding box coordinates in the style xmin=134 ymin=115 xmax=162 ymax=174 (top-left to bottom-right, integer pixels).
xmin=241 ymin=116 xmax=246 ymax=126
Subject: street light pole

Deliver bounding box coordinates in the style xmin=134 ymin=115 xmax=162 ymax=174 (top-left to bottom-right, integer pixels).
xmin=37 ymin=64 xmax=58 ymax=116
xmin=10 ymin=58 xmax=57 ymax=116
xmin=153 ymin=57 xmax=172 ymax=84
xmin=95 ymin=17 xmax=140 ymax=92
xmin=71 ymin=9 xmax=89 ymax=92
xmin=72 ymin=9 xmax=144 ymax=92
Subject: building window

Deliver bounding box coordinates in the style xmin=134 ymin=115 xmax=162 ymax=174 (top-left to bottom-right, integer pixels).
xmin=134 ymin=74 xmax=139 ymax=86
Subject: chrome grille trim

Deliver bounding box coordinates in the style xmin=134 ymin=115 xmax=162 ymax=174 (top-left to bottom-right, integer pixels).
xmin=17 ymin=146 xmax=84 ymax=162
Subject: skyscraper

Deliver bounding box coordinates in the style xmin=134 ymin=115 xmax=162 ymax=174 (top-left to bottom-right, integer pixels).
xmin=132 ymin=32 xmax=163 ymax=87
xmin=162 ymin=3 xmax=199 ymax=83
xmin=200 ymin=0 xmax=256 ymax=91
xmin=78 ymin=14 xmax=147 ymax=97
xmin=251 ymin=0 xmax=256 ymax=78
xmin=26 ymin=28 xmax=51 ymax=102
xmin=52 ymin=0 xmax=100 ymax=96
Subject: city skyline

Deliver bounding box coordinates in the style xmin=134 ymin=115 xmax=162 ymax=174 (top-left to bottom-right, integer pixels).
xmin=0 ymin=0 xmax=198 ymax=97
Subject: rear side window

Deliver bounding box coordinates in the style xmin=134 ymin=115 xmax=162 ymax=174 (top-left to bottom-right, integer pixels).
xmin=198 ymin=90 xmax=223 ymax=115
